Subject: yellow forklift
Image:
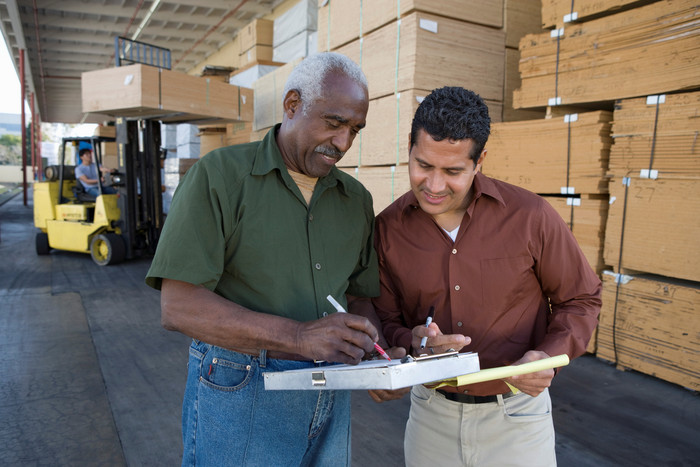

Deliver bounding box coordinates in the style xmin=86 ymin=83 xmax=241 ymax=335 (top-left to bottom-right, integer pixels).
xmin=33 ymin=119 xmax=164 ymax=266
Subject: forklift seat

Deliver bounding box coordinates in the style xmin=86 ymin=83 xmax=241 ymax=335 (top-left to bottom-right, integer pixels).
xmin=72 ymin=183 xmax=97 ymax=203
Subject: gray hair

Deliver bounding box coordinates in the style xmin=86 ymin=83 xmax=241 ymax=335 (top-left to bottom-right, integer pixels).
xmin=283 ymin=52 xmax=368 ymax=114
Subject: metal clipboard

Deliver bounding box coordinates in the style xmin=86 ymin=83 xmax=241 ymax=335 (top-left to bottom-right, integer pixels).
xmin=263 ymin=351 xmax=480 ymax=390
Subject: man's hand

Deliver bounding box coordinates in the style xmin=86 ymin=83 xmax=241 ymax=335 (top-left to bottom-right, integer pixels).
xmin=411 ymin=321 xmax=470 ymax=356
xmin=367 ymin=346 xmax=410 ymax=402
xmin=504 ymin=350 xmax=554 ymax=397
xmin=295 ymin=312 xmax=378 ymax=365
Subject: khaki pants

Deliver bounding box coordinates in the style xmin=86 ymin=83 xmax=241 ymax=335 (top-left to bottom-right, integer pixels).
xmin=404 ymin=385 xmax=556 ymax=467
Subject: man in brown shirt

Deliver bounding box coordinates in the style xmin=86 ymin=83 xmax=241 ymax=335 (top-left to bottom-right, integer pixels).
xmin=372 ymin=87 xmax=602 ymax=466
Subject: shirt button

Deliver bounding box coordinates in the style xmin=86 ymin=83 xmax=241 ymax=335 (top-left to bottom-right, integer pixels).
xmin=309 ymin=214 xmax=314 ymax=221
xmin=454 ymin=285 xmax=460 ymax=291
xmin=452 ymin=249 xmax=457 ymax=254
xmin=315 ymin=263 xmax=322 ymax=270
xmin=457 ymin=321 xmax=463 ymax=327
xmin=322 ymin=312 xmax=328 ymax=317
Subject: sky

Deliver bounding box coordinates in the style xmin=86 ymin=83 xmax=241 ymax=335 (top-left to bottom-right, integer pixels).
xmin=0 ymin=33 xmax=22 ymax=115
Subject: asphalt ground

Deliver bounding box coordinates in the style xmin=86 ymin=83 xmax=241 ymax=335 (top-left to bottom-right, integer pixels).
xmin=1 ymin=188 xmax=698 ymax=466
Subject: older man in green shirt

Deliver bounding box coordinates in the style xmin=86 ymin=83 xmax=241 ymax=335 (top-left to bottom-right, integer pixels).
xmin=146 ymin=53 xmax=389 ymax=466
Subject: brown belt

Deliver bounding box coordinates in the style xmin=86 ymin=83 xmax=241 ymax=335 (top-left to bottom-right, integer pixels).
xmin=437 ymin=389 xmax=516 ymax=404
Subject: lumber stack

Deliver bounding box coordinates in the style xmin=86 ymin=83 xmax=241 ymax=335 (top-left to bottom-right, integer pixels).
xmin=313 ymin=0 xmax=543 ymax=213
xmin=514 ymin=0 xmax=700 ymax=109
xmin=597 ymin=272 xmax=700 ymax=391
xmin=485 ymin=0 xmax=700 ymax=383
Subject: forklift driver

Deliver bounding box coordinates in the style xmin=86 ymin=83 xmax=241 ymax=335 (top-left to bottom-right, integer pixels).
xmin=75 ymin=143 xmax=116 ymax=197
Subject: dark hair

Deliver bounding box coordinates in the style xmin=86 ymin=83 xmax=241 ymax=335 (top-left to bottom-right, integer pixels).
xmin=79 ymin=148 xmax=92 ymax=158
xmin=410 ymin=87 xmax=491 ymax=164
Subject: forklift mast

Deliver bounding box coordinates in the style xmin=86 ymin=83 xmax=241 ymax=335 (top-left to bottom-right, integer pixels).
xmin=114 ymin=118 xmax=164 ymax=260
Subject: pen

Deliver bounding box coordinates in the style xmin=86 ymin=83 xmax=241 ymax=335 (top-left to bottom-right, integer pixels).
xmin=419 ymin=306 xmax=435 ymax=349
xmin=326 ymin=294 xmax=391 ymax=361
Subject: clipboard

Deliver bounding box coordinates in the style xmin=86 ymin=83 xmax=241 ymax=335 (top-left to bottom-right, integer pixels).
xmin=263 ymin=351 xmax=480 ymax=390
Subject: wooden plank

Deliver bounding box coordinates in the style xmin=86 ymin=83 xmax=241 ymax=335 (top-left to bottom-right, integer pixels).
xmin=597 ymin=272 xmax=700 ymax=391
xmin=252 ymin=58 xmax=303 ymax=131
xmin=540 ymin=0 xmax=656 ymax=29
xmin=340 ymin=164 xmax=411 ymax=215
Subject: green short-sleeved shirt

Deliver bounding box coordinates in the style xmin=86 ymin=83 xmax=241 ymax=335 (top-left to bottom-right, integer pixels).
xmin=145 ymin=125 xmax=379 ymax=322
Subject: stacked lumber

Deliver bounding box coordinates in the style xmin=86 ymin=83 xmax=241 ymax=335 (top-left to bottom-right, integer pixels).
xmin=609 ymin=91 xmax=700 ymax=175
xmin=238 ymin=19 xmax=274 ymax=68
xmin=514 ymin=0 xmax=700 ymax=109
xmin=485 ymin=111 xmax=613 ymax=195
xmin=540 ymin=0 xmax=653 ymax=29
xmin=314 ymin=0 xmax=543 ymax=211
xmin=597 ymin=272 xmax=700 ymax=391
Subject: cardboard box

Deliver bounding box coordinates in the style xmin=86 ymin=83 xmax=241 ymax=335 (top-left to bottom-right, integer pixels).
xmin=93 ymin=125 xmax=116 ymax=138
xmin=253 ymin=58 xmax=303 ymax=131
xmin=484 ymin=111 xmax=613 ymax=195
xmin=239 ymin=45 xmax=274 ymax=68
xmin=273 ymin=30 xmax=317 ymax=63
xmin=597 ymin=272 xmax=700 ymax=391
xmin=198 ymin=126 xmax=228 ymax=156
xmin=239 ymin=18 xmax=274 ymax=54
xmin=82 ymin=64 xmax=254 ymax=122
xmin=274 ymin=0 xmax=317 ymax=47
xmin=335 ymin=12 xmax=505 ymax=101
xmin=604 ymin=174 xmax=700 ymax=283
xmin=318 ymin=0 xmax=503 ymax=51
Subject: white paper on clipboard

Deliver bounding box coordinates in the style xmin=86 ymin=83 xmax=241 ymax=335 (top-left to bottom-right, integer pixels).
xmin=263 ymin=351 xmax=480 ymax=390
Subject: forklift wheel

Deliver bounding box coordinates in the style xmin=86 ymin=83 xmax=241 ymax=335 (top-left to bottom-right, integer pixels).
xmin=36 ymin=232 xmax=51 ymax=255
xmin=90 ymin=233 xmax=126 ymax=266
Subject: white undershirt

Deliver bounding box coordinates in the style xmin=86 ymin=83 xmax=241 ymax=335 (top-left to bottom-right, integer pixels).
xmin=443 ymin=226 xmax=460 ymax=242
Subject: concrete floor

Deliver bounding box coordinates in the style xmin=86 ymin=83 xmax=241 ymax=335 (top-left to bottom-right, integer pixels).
xmin=1 ymin=188 xmax=698 ymax=466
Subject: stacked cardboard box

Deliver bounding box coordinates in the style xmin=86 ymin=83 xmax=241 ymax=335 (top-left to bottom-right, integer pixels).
xmin=198 ymin=125 xmax=228 ymax=156
xmin=82 ymin=64 xmax=254 ymax=122
xmin=252 ymin=58 xmax=303 ymax=132
xmin=239 ymin=19 xmax=274 ymax=68
xmin=162 ymin=157 xmax=199 ymax=213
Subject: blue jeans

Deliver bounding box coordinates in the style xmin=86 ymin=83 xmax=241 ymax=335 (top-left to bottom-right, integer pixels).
xmin=85 ymin=185 xmax=117 ymax=197
xmin=181 ymin=340 xmax=351 ymax=466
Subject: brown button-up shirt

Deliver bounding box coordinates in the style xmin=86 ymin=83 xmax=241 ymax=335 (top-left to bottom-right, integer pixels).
xmin=373 ymin=172 xmax=602 ymax=396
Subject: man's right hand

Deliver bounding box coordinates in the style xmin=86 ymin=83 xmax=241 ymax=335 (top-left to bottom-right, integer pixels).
xmin=295 ymin=312 xmax=379 ymax=365
xmin=411 ymin=322 xmax=470 ymax=356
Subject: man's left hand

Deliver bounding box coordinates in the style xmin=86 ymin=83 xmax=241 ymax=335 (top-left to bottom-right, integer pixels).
xmin=367 ymin=346 xmax=411 ymax=403
xmin=504 ymin=350 xmax=554 ymax=397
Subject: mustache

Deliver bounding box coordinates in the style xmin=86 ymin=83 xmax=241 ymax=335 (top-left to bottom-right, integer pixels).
xmin=315 ymin=145 xmax=344 ymax=158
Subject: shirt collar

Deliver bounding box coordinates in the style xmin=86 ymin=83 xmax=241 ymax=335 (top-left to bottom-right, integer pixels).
xmin=251 ymin=124 xmax=349 ymax=194
xmin=402 ymin=172 xmax=506 ymax=216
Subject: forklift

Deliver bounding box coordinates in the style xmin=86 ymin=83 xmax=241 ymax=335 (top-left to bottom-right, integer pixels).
xmin=33 ymin=119 xmax=164 ymax=266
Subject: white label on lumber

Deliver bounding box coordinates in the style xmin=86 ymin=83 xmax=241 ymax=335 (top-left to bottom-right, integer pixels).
xmin=640 ymin=169 xmax=659 ymax=179
xmin=563 ymin=12 xmax=578 ymax=23
xmin=548 ymin=97 xmax=562 ymax=106
xmin=566 ymin=198 xmax=581 ymax=206
xmin=609 ymin=196 xmax=616 ymax=205
xmin=550 ymin=28 xmax=564 ymax=38
xmin=603 ymin=270 xmax=634 ymax=285
xmin=646 ymin=95 xmax=666 ymax=105
xmin=241 ymin=95 xmax=247 ymax=104
xmin=564 ymin=114 xmax=578 ymax=123
xmin=419 ymin=19 xmax=438 ymax=34
xmin=416 ymin=96 xmax=425 ymax=104
xmin=124 ymin=75 xmax=134 ymax=86
xmin=560 ymin=186 xmax=575 ymax=194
